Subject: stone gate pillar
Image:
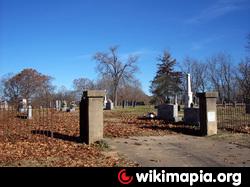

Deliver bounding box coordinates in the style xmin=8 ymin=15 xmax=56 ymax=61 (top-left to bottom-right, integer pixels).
xmin=197 ymin=92 xmax=218 ymax=136
xmin=80 ymin=90 xmax=105 ymax=144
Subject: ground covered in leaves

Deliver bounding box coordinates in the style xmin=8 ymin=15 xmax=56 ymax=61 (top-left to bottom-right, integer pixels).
xmin=1 ymin=106 xmax=248 ymax=167
xmin=0 ymin=137 xmax=136 ymax=167
xmin=104 ymin=107 xmax=176 ymax=138
xmin=0 ymin=106 xmax=172 ymax=167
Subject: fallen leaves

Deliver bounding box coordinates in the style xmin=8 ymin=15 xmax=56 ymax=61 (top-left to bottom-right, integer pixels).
xmin=0 ymin=137 xmax=137 ymax=167
xmin=104 ymin=110 xmax=175 ymax=138
xmin=0 ymin=107 xmax=205 ymax=167
xmin=0 ymin=109 xmax=138 ymax=167
xmin=220 ymin=125 xmax=250 ymax=134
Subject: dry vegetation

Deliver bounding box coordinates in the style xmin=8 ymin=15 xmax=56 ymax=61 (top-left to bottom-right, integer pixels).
xmin=0 ymin=105 xmax=249 ymax=167
xmin=0 ymin=106 xmax=174 ymax=167
xmin=104 ymin=106 xmax=175 ymax=138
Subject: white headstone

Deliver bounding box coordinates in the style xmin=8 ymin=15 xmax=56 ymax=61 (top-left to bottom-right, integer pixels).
xmin=106 ymin=99 xmax=114 ymax=110
xmin=104 ymin=94 xmax=108 ymax=107
xmin=58 ymin=100 xmax=62 ymax=110
xmin=69 ymin=102 xmax=76 ymax=112
xmin=23 ymin=99 xmax=27 ymax=105
xmin=28 ymin=105 xmax=32 ymax=119
xmin=56 ymin=100 xmax=60 ymax=111
xmin=19 ymin=99 xmax=28 ymax=113
xmin=0 ymin=100 xmax=8 ymax=110
xmin=61 ymin=100 xmax=67 ymax=111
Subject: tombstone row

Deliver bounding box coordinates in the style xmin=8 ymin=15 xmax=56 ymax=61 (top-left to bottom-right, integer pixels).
xmin=157 ymin=92 xmax=218 ymax=136
xmin=0 ymin=100 xmax=8 ymax=110
xmin=16 ymin=98 xmax=78 ymax=120
xmin=56 ymin=100 xmax=76 ymax=112
xmin=157 ymin=74 xmax=218 ymax=136
xmin=18 ymin=99 xmax=32 ymax=119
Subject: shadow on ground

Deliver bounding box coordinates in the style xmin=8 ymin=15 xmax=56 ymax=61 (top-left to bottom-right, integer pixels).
xmin=138 ymin=117 xmax=201 ymax=136
xmin=31 ymin=130 xmax=82 ymax=143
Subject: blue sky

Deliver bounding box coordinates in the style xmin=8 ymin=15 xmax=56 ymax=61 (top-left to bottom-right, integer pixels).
xmin=0 ymin=0 xmax=249 ymax=95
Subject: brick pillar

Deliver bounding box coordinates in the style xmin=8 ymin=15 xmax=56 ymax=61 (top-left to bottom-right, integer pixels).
xmin=80 ymin=90 xmax=105 ymax=144
xmin=197 ymin=92 xmax=218 ymax=136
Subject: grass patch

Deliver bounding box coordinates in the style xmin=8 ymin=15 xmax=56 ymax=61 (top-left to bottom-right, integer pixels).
xmin=114 ymin=106 xmax=156 ymax=114
xmin=94 ymin=140 xmax=110 ymax=151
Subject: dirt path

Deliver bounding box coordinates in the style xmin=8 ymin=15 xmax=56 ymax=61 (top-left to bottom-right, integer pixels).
xmin=105 ymin=134 xmax=250 ymax=167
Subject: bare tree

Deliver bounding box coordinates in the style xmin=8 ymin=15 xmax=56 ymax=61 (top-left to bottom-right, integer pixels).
xmin=95 ymin=75 xmax=113 ymax=90
xmin=0 ymin=74 xmax=13 ymax=100
xmin=55 ymin=86 xmax=76 ymax=103
xmin=237 ymin=59 xmax=250 ymax=102
xmin=0 ymin=77 xmax=5 ymax=99
xmin=237 ymin=33 xmax=250 ymax=102
xmin=181 ymin=57 xmax=208 ymax=93
xmin=94 ymin=75 xmax=113 ymax=100
xmin=206 ymin=53 xmax=236 ymax=102
xmin=94 ymin=46 xmax=139 ymax=106
xmin=117 ymin=79 xmax=149 ymax=104
xmin=73 ymin=78 xmax=95 ymax=100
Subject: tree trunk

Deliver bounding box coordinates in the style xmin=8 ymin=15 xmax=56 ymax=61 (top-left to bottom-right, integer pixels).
xmin=113 ymin=85 xmax=118 ymax=107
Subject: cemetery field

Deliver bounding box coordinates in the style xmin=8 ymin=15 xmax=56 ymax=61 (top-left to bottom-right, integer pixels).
xmin=0 ymin=106 xmax=249 ymax=167
xmin=0 ymin=106 xmax=174 ymax=167
xmin=0 ymin=109 xmax=135 ymax=167
xmin=104 ymin=106 xmax=176 ymax=138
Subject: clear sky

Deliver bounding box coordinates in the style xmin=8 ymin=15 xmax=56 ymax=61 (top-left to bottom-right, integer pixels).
xmin=1 ymin=0 xmax=249 ymax=95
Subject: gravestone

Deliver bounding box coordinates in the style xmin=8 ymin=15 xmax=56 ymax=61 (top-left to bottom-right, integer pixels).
xmin=5 ymin=101 xmax=8 ymax=109
xmin=61 ymin=100 xmax=68 ymax=112
xmin=157 ymin=104 xmax=179 ymax=122
xmin=18 ymin=99 xmax=28 ymax=113
xmin=106 ymin=99 xmax=114 ymax=110
xmin=80 ymin=90 xmax=105 ymax=144
xmin=184 ymin=108 xmax=200 ymax=125
xmin=67 ymin=102 xmax=76 ymax=112
xmin=59 ymin=100 xmax=62 ymax=111
xmin=246 ymin=104 xmax=250 ymax=114
xmin=103 ymin=94 xmax=108 ymax=108
xmin=56 ymin=100 xmax=59 ymax=111
xmin=0 ymin=100 xmax=8 ymax=110
xmin=28 ymin=105 xmax=32 ymax=119
xmin=56 ymin=100 xmax=62 ymax=111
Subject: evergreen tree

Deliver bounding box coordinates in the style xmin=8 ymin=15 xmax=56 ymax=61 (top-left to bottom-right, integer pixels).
xmin=150 ymin=51 xmax=182 ymax=104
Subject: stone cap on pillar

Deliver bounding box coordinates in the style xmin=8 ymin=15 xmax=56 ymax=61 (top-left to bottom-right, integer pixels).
xmin=196 ymin=92 xmax=218 ymax=98
xmin=83 ymin=90 xmax=106 ymax=98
